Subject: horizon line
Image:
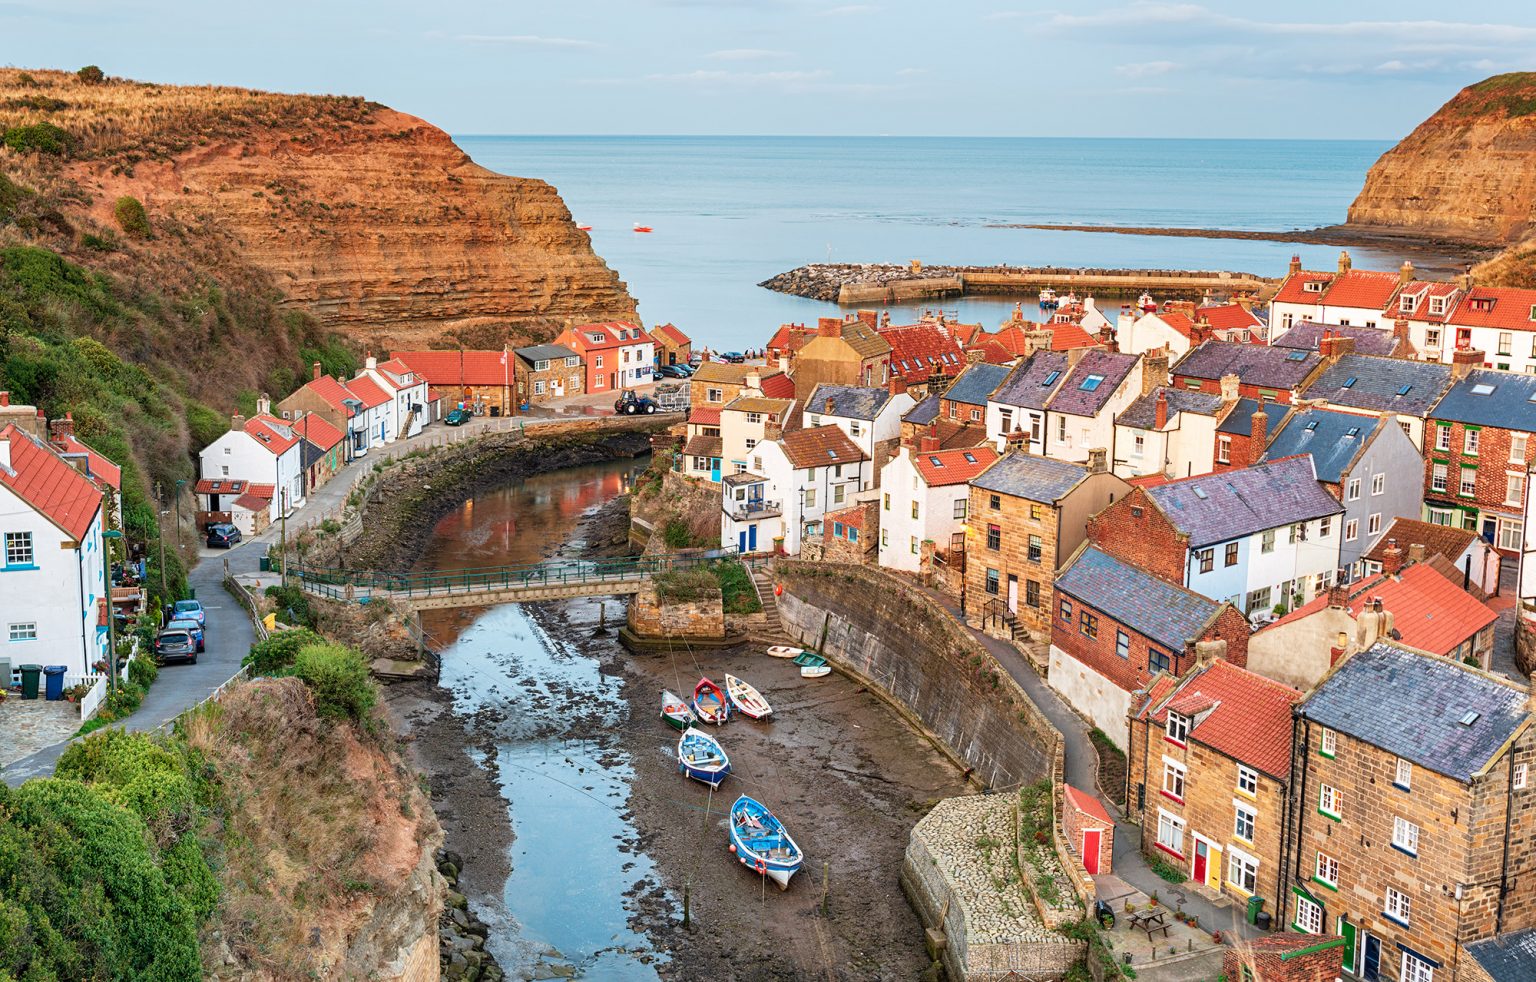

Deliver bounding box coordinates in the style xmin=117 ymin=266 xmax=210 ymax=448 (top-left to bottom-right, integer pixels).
xmin=448 ymin=132 xmax=1397 ymax=143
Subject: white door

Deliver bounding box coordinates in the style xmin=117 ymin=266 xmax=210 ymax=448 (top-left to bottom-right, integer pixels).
xmin=1007 ymin=574 xmax=1019 ymax=614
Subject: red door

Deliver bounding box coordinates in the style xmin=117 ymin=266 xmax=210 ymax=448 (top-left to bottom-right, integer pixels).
xmin=1083 ymin=829 xmax=1101 ymax=875
xmin=1192 ymin=840 xmax=1208 ymax=884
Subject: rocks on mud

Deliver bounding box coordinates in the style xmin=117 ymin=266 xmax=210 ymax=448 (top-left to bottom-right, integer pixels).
xmin=436 ymin=848 xmax=505 ymax=982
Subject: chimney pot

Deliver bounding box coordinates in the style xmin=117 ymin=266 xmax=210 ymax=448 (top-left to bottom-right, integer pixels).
xmin=1338 ymin=250 xmax=1352 ymax=274
xmin=1154 ymin=389 xmax=1169 ymax=429
xmin=1289 ymin=254 xmax=1302 ymax=277
xmin=1219 ymin=373 xmax=1240 ymax=403
xmin=1452 ymin=348 xmax=1486 ymax=378
xmin=1408 ymin=542 xmax=1426 ymax=562
xmin=824 ymin=397 xmax=835 ymax=415
xmin=313 ymin=361 xmax=322 ymax=381
xmin=1381 ymin=538 xmax=1404 ymax=576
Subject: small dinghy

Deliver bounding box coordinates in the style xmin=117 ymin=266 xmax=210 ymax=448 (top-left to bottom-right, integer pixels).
xmin=793 ymin=652 xmax=826 ymax=668
xmin=660 ymin=689 xmax=696 ymax=731
xmin=728 ymin=795 xmax=804 ymax=890
xmin=766 ymin=645 xmax=804 ymax=659
xmin=724 ymin=674 xmax=772 ymax=720
xmin=801 ymin=665 xmax=831 ymax=679
xmin=677 ymin=728 xmax=731 ymax=788
xmin=692 ymin=677 xmax=730 ymax=725
xmin=633 ymin=223 xmax=654 ymax=233
xmin=577 ymin=224 xmax=593 ymax=231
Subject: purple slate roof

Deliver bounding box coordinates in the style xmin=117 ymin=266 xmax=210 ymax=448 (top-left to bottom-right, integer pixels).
xmin=1145 ymin=455 xmax=1342 ymax=548
xmin=1173 ymin=340 xmax=1321 ymax=390
xmin=989 ymin=352 xmax=1070 ymax=410
xmin=1117 ymin=387 xmax=1223 ymax=429
xmin=1055 ymin=546 xmax=1223 ymax=651
xmin=1047 ymin=351 xmax=1140 ymax=417
xmin=1272 ymin=321 xmax=1399 ymax=357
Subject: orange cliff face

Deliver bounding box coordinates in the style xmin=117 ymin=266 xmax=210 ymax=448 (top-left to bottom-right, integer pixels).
xmin=1 ymin=69 xmax=636 ymax=351
xmin=1346 ymin=73 xmax=1536 ymax=246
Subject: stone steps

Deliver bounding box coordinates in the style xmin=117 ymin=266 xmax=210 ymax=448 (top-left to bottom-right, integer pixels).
xmin=749 ymin=565 xmax=792 ymax=643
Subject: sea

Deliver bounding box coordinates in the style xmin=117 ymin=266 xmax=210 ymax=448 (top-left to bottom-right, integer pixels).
xmin=457 ymin=135 xmax=1414 ymax=351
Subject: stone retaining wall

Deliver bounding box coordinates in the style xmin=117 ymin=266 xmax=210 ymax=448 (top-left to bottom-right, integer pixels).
xmin=627 ymin=580 xmax=725 ymax=639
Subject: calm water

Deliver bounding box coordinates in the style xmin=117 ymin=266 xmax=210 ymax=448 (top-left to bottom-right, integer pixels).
xmin=457 ymin=135 xmax=1406 ymax=348
xmin=416 ymin=459 xmax=665 ymax=979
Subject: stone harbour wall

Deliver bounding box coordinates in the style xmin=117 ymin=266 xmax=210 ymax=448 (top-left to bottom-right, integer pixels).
xmin=627 ymin=580 xmax=725 ymax=639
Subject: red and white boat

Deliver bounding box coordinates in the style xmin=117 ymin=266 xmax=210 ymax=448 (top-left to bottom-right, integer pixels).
xmin=577 ymin=224 xmax=593 ymax=231
xmin=724 ymin=674 xmax=772 ymax=721
xmin=632 ymin=223 xmax=653 ymax=233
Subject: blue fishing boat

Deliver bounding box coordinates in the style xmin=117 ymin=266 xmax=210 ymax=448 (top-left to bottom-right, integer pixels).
xmin=677 ymin=728 xmax=731 ymax=788
xmin=727 ymin=795 xmax=804 ymax=890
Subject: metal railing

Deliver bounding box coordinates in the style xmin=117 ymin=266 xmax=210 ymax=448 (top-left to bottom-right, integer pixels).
xmin=725 ymin=500 xmax=782 ymax=521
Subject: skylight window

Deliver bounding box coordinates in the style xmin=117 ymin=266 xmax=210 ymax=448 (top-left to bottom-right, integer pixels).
xmin=1305 ymin=420 xmax=1319 ymax=431
xmin=1460 ymin=711 xmax=1481 ymax=726
xmin=1192 ymin=486 xmax=1209 ymax=500
xmin=1043 ymin=370 xmax=1062 ymax=386
xmin=826 ymin=449 xmax=837 ymax=458
xmin=929 ymin=456 xmax=943 ymax=467
xmin=1287 ymin=351 xmax=1308 ymax=361
xmin=1342 ymin=377 xmax=1358 ymax=389
xmin=963 ymin=452 xmax=977 ymax=463
xmin=1080 ymin=374 xmax=1105 ymax=391
xmin=1345 ymin=427 xmax=1360 ymax=438
xmin=1397 ymin=385 xmax=1413 ymax=396
xmin=1472 ymin=384 xmax=1496 ymax=396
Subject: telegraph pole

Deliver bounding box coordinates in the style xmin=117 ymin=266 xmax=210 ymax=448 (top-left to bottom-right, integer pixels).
xmin=280 ymin=487 xmax=289 ymax=589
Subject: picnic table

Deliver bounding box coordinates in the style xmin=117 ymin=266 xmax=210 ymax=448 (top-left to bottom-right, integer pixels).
xmin=1127 ymin=907 xmax=1170 ymax=940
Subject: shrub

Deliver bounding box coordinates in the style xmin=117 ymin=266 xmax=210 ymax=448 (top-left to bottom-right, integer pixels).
xmin=244 ymin=626 xmax=324 ymax=675
xmin=112 ymin=195 xmax=151 ymax=237
xmin=76 ymin=64 xmax=105 ymax=84
xmin=653 ymin=568 xmax=719 ymax=604
xmin=662 ymin=518 xmax=695 ymax=549
xmin=709 ymin=559 xmax=762 ymax=614
xmin=128 ymin=654 xmax=158 ymax=689
xmin=2 ymin=121 xmax=74 ymax=156
xmin=264 ymin=583 xmax=314 ymax=627
xmin=290 ymin=643 xmax=377 ymax=723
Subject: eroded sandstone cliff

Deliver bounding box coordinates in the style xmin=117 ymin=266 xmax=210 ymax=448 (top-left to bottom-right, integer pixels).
xmin=1347 ymin=73 xmax=1536 ymax=245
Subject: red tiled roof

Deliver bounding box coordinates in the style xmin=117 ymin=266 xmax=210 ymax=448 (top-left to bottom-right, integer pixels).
xmin=248 ymin=483 xmax=275 ymax=499
xmin=914 ymin=445 xmax=1000 ymax=486
xmin=51 ymin=434 xmax=121 ymax=489
xmin=242 ymin=415 xmax=300 ymax=455
xmin=766 ymin=324 xmax=811 ymax=355
xmin=780 ymin=425 xmax=865 ymax=468
xmin=688 ymin=407 xmax=722 ymax=426
xmin=652 ymin=323 xmax=690 ymax=347
xmin=1064 ymin=785 xmax=1111 ymax=824
xmin=683 ymin=434 xmax=722 ymax=458
xmin=391 ymin=350 xmax=513 ymax=387
xmin=1196 ymin=304 xmax=1263 ymax=332
xmin=825 ymin=503 xmax=868 ymax=530
xmin=1128 ymin=473 xmax=1173 ymax=488
xmin=232 ymin=491 xmax=272 ymax=511
xmin=1272 ymin=270 xmax=1334 ymax=305
xmin=194 ymin=478 xmax=248 ymax=495
xmin=375 ymin=357 xmax=416 ymax=381
xmin=1152 ymin=660 xmax=1301 ymax=777
xmin=1159 ymin=312 xmax=1196 ymax=339
xmin=0 ymin=424 xmax=104 ymax=540
xmin=966 ymin=337 xmax=1015 ymax=364
xmin=760 ymin=372 xmax=796 ymax=399
xmin=1265 ymin=563 xmax=1497 ymax=657
xmin=1323 ymin=269 xmax=1402 ymax=310
xmin=1362 ymin=519 xmax=1479 ymax=566
xmin=1050 ymin=322 xmax=1100 ymax=350
xmin=881 ymin=323 xmax=967 ymax=380
xmin=303 ymin=375 xmax=363 ymax=415
xmin=292 ymin=412 xmax=344 ymax=450
xmin=345 ymin=374 xmax=391 ymax=409
xmin=561 ymin=322 xmax=649 ymax=351
xmin=1448 ymin=286 xmax=1536 ymax=332
xmin=1386 ymin=281 xmax=1460 ymax=322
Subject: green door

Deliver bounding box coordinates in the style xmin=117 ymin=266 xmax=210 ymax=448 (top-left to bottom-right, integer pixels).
xmin=1339 ymin=918 xmax=1356 ymax=974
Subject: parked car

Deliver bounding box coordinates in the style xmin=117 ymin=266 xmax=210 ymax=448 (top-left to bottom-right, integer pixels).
xmin=167 ymin=617 xmax=205 ymax=652
xmin=154 ymin=629 xmax=198 ymax=665
xmin=720 ymin=351 xmax=746 ymax=363
xmin=445 ymin=408 xmax=472 ymax=426
xmin=172 ymin=599 xmax=206 ymax=628
xmin=206 ymin=522 xmax=242 ymax=548
xmin=656 ymin=364 xmax=690 ymax=379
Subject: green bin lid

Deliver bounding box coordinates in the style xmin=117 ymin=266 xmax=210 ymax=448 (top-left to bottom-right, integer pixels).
xmin=18 ymin=664 xmax=42 ymax=671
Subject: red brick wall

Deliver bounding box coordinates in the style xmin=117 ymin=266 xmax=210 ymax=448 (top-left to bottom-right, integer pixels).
xmin=1062 ymin=797 xmax=1114 ymax=875
xmin=1052 ymin=596 xmax=1249 ymax=697
xmin=1173 ymin=376 xmax=1294 ymax=404
xmin=1424 ymin=419 xmax=1534 ymax=555
xmin=1085 ymin=487 xmax=1189 ymax=586
xmin=1223 ymin=937 xmax=1343 ymax=982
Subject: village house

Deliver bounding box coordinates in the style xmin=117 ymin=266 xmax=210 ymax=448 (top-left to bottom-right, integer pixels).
xmin=1115 ymin=301 xmax=1266 ymax=357
xmin=720 ymin=470 xmax=781 ymax=555
xmin=1248 ymin=544 xmax=1498 ymax=687
xmin=44 ymin=412 xmax=121 ymax=526
xmin=750 ymin=425 xmax=873 ymax=555
xmin=291 ymin=412 xmax=345 ymax=494
xmin=964 ymin=449 xmax=1128 ymax=640
xmin=765 ymin=322 xmax=813 ymax=369
xmin=355 ymin=356 xmax=429 ymax=442
xmin=554 ymin=321 xmax=654 ymax=394
xmin=0 ymin=422 xmax=110 ymax=681
xmin=1086 ymin=455 xmax=1344 ymax=617
xmin=986 ymin=350 xmax=1071 ymax=456
xmin=1435 ymin=285 xmax=1536 ymax=374
xmin=1113 ymin=386 xmax=1227 ymax=480
xmin=1017 ymin=350 xmax=1144 ymax=465
xmin=792 ymin=315 xmax=892 ymax=398
xmin=650 ymin=323 xmax=691 ymax=367
xmin=1171 ymin=339 xmax=1326 ymax=405
xmin=1259 ymin=407 xmax=1424 ymax=579
xmin=681 ymin=405 xmax=724 ymax=483
xmin=877 ymin=440 xmax=999 ymax=575
xmin=390 ymin=349 xmax=515 ymax=415
xmin=1052 ymin=544 xmax=1251 ymax=748
xmin=1361 ymin=517 xmax=1502 ymax=596
xmin=1422 ymin=365 xmax=1536 ymax=594
xmin=197 ymin=402 xmax=305 ymax=525
xmin=513 ymin=344 xmax=586 ymax=404
xmin=719 ymin=393 xmax=795 ymax=477
xmin=1267 ymin=252 xmax=1404 ymax=336
xmin=1287 ymin=643 xmax=1536 ymax=982
xmin=877 ymin=320 xmax=968 ymax=397
xmin=1387 ymin=277 xmax=1462 ymax=363
xmin=815 ymin=499 xmax=879 ymax=564
xmin=1272 ymin=321 xmax=1410 ymax=359
xmin=276 ymin=367 xmax=371 ymax=460
xmin=802 ymin=384 xmax=914 ymax=474
xmin=1126 ymin=657 xmax=1299 ymax=909
xmin=1298 ymin=352 xmax=1455 ymax=451
xmin=689 ymin=362 xmax=756 ymax=410
xmin=1210 ymin=399 xmax=1291 ymax=475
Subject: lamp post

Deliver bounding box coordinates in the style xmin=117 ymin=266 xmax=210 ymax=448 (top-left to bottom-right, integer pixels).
xmin=102 ymin=527 xmax=123 ymax=694
xmin=157 ymin=509 xmax=170 ymax=596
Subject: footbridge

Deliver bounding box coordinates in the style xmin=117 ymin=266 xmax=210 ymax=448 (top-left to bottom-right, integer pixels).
xmin=289 ymin=551 xmax=742 ymax=611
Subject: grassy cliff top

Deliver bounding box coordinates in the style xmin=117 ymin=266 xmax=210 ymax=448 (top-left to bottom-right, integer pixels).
xmin=1443 ymin=72 xmax=1536 ymax=120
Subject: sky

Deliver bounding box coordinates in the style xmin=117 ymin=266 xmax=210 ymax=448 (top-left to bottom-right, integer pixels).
xmin=5 ymin=1 xmax=1536 ymax=138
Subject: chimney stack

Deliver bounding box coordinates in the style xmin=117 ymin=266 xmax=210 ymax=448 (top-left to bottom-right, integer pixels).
xmin=1067 ymin=344 xmax=1088 ymax=368
xmin=857 ymin=310 xmax=877 ymax=328
xmin=1337 ymin=250 xmax=1352 ymax=275
xmin=817 ymin=317 xmax=841 ymax=337
xmin=824 ymin=397 xmax=835 ymax=415
xmin=48 ymin=412 xmax=75 ymax=441
xmin=1088 ymin=447 xmax=1108 ymax=474
xmin=1399 ymin=260 xmax=1415 ymax=286
xmin=0 ymin=392 xmax=7 ymax=407
xmin=313 ymin=361 xmax=322 ymax=381
xmin=1194 ymin=638 xmax=1227 ymax=665
xmin=1319 ymin=334 xmax=1356 ymax=360
xmin=778 ymin=355 xmax=791 ymax=374
xmin=256 ymin=393 xmax=271 ymax=417
xmin=1330 ymin=630 xmax=1348 ymax=667
xmin=1154 ymin=389 xmax=1169 ymax=429
xmin=365 ymin=353 xmax=377 ymax=371
xmin=1392 ymin=319 xmax=1410 ymax=350
xmin=1025 ymin=328 xmax=1055 ymax=357
xmin=1248 ymin=409 xmax=1268 ymax=465
xmin=1142 ymin=347 xmax=1170 ymax=395
xmin=1452 ymin=347 xmax=1485 ymax=378
xmin=1326 ymin=582 xmax=1350 ymax=608
xmin=1407 ymin=542 xmax=1426 ymax=563
xmin=1289 ymin=254 xmax=1303 ymax=277
xmin=1219 ymin=373 xmax=1240 ymax=403
xmin=1381 ymin=537 xmax=1404 ymax=576
xmin=745 ymin=371 xmax=762 ymax=393
xmin=920 ymin=429 xmax=941 ymax=453
xmin=230 ymin=414 xmax=246 ymax=432
xmin=889 ymin=375 xmax=908 ymax=396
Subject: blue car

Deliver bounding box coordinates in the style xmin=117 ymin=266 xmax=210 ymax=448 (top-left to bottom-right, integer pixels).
xmin=172 ymin=599 xmax=206 ymax=628
xmin=166 ymin=617 xmax=205 ymax=652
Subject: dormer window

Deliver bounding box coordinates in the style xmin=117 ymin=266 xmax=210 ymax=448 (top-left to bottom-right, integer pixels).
xmin=1166 ymin=712 xmax=1190 ymax=744
xmin=589 ymin=333 xmax=605 ymax=343
xmin=1472 ymin=298 xmax=1495 ymax=313
xmin=1429 ymin=296 xmax=1448 ymax=315
xmin=1303 ymin=280 xmax=1326 ymax=293
xmin=1399 ymin=294 xmax=1418 ymax=313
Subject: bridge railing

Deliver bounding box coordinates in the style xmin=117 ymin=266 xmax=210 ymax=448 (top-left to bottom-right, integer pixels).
xmin=289 ymin=548 xmax=743 ymax=599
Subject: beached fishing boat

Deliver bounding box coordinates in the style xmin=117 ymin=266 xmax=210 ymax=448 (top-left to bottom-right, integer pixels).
xmin=801 ymin=665 xmax=831 ymax=679
xmin=728 ymin=795 xmax=804 ymax=889
xmin=660 ymin=689 xmax=696 ymax=731
xmin=765 ymin=645 xmax=804 ymax=659
xmin=724 ymin=674 xmax=772 ymax=720
xmin=692 ymin=677 xmax=730 ymax=725
xmin=677 ymin=728 xmax=731 ymax=788
xmin=792 ymin=652 xmax=826 ymax=668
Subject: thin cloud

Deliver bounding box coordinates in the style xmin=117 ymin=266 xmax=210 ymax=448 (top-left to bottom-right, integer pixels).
xmin=895 ymin=67 xmax=930 ymax=76
xmin=1044 ymin=3 xmax=1536 ymax=43
xmin=1115 ymin=60 xmax=1177 ymax=78
xmin=452 ymin=33 xmax=600 ymax=48
xmin=644 ymin=69 xmax=833 ymax=86
xmin=819 ymin=4 xmax=878 ymax=15
xmin=705 ymin=48 xmax=791 ymax=61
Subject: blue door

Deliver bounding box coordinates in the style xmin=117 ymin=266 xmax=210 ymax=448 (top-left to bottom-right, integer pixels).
xmin=748 ymin=525 xmax=757 ymax=552
xmin=1362 ymin=934 xmax=1381 ymax=981
xmin=739 ymin=530 xmax=747 ymax=552
xmin=710 ymin=457 xmax=721 ymax=482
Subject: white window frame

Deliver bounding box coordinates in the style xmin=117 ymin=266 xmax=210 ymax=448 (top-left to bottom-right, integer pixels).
xmin=1392 ymin=816 xmax=1420 ymax=855
xmin=7 ymin=622 xmax=38 ymax=642
xmin=1512 ymin=433 xmax=1530 ymax=463
xmin=1162 ymin=757 xmax=1187 ymax=802
xmin=1156 ymin=808 xmax=1186 ymax=858
xmin=1368 ymin=513 xmax=1382 ymax=536
xmin=1386 ymin=886 xmax=1411 ymax=925
xmin=1233 ymin=801 xmax=1256 ymax=843
xmin=1166 ymin=712 xmax=1190 ymax=744
xmin=1344 ymin=519 xmax=1359 ymax=542
xmin=1320 ymin=728 xmax=1337 ymax=757
xmin=1319 ymin=783 xmax=1342 ymax=818
xmin=1347 ymin=477 xmax=1361 ymax=501
xmin=1516 ymin=764 xmax=1529 ymax=790
xmin=1227 ymin=847 xmax=1259 ymax=895
xmin=1401 ymin=952 xmax=1435 ymax=982
xmin=1436 ymin=425 xmax=1451 ymax=452
xmin=1507 ymin=473 xmax=1526 ymax=508
xmin=1237 ymin=765 xmax=1258 ymax=796
xmin=1396 ymin=757 xmax=1412 ymax=790
xmin=1372 ymin=473 xmax=1385 ymax=495
xmin=1315 ymin=851 xmax=1339 ymax=888
xmin=1465 ymin=429 xmax=1480 ymax=456
xmin=1294 ymin=893 xmax=1324 ymax=934
xmin=1431 ymin=462 xmax=1448 ymax=493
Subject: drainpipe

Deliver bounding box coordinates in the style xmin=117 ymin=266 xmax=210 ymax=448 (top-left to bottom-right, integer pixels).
xmin=77 ymin=537 xmax=88 ymax=671
xmin=1497 ymin=749 xmax=1516 ymax=933
xmin=1292 ymin=717 xmax=1313 ymax=916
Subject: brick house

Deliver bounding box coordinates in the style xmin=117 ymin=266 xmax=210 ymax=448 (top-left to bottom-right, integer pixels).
xmin=792 ymin=315 xmax=892 ymax=399
xmin=512 ymin=344 xmax=585 ymax=403
xmin=1423 ymin=367 xmax=1536 ymax=592
xmin=689 ymin=362 xmax=756 ymax=411
xmin=1062 ymin=784 xmax=1114 ymax=876
xmin=553 ymin=321 xmax=654 ymax=393
xmin=1086 ymin=456 xmax=1344 ymax=616
xmin=650 ymin=323 xmax=691 ymax=367
xmin=1212 ymin=398 xmax=1291 ymax=475
xmin=291 ymin=413 xmax=344 ymax=494
xmin=878 ymin=320 xmax=967 ymax=398
xmin=1223 ymin=934 xmax=1345 ymax=982
xmin=1052 ymin=544 xmax=1251 ymax=748
xmin=820 ymin=500 xmax=878 ymax=564
xmin=964 ymin=449 xmax=1129 ymax=640
xmin=389 ymin=349 xmax=516 ymax=416
xmin=939 ymin=360 xmax=1011 ymax=433
xmin=1361 ymin=518 xmax=1502 ymax=596
xmin=1128 ymin=656 xmax=1300 ymax=914
xmin=1286 ymin=643 xmax=1536 ymax=982
xmin=1171 ymin=339 xmax=1326 ymax=405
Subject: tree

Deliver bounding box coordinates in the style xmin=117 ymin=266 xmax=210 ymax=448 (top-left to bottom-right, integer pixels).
xmin=76 ymin=65 xmax=105 ymax=85
xmin=112 ymin=196 xmax=150 ymax=238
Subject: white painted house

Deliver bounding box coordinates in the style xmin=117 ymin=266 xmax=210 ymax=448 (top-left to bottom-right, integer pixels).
xmin=877 ymin=441 xmax=999 ymax=573
xmin=365 ymin=356 xmax=430 ymax=442
xmin=0 ymin=423 xmax=109 ymax=682
xmin=751 ymin=425 xmax=872 ymax=555
xmin=802 ymin=384 xmax=915 ymax=469
xmin=198 ymin=406 xmax=305 ymax=526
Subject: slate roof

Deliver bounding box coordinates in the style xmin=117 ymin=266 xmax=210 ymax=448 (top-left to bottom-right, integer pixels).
xmin=0 ymin=424 xmax=104 ymax=540
xmin=970 ymin=451 xmax=1089 ymax=503
xmin=1260 ymin=408 xmax=1381 ymax=484
xmin=1047 ymin=351 xmax=1140 ymax=417
xmin=1117 ymin=387 xmax=1224 ymax=429
xmin=1055 ymin=546 xmax=1225 ymax=653
xmin=989 ymin=352 xmax=1070 ymax=410
xmin=904 ymin=394 xmax=941 ymax=425
xmin=943 ymin=362 xmax=1011 ymax=408
xmin=1431 ymin=369 xmax=1536 ymax=430
xmin=1145 ymin=455 xmax=1341 ymax=548
xmin=1145 ymin=659 xmax=1302 ymax=778
xmin=805 ymin=384 xmax=893 ymax=421
xmin=780 ymin=425 xmax=865 ymax=468
xmin=1299 ymin=641 xmax=1529 ymax=782
xmin=514 ymin=343 xmax=581 ymax=364
xmin=1173 ymin=340 xmax=1321 ymax=389
xmin=1301 ymin=353 xmax=1453 ymax=417
xmin=1216 ymin=398 xmax=1293 ymax=437
xmin=1468 ymin=928 xmax=1536 ymax=982
xmin=913 ymin=445 xmax=999 ymax=487
xmin=1362 ymin=518 xmax=1479 ymax=565
xmin=1272 ymin=321 xmax=1398 ymax=357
